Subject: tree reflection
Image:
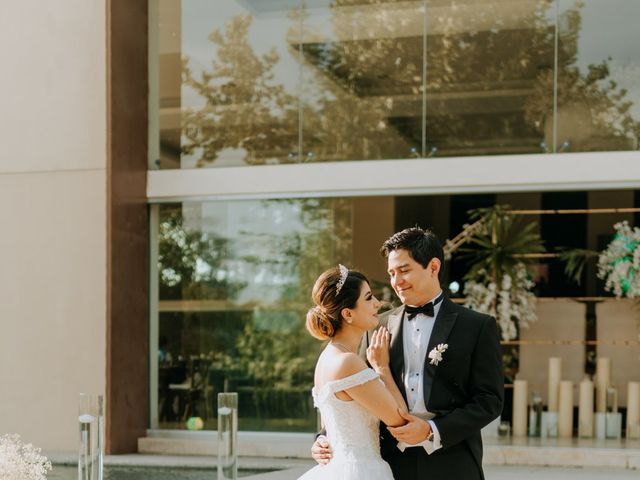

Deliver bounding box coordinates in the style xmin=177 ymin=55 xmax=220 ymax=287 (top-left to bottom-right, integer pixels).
xmin=525 ymin=2 xmax=639 ymax=151
xmin=158 ymin=205 xmax=246 ymax=300
xmin=177 ymin=0 xmax=638 ymax=166
xmin=182 ymin=15 xmax=298 ymax=166
xmin=157 ymin=199 xmax=351 ymax=430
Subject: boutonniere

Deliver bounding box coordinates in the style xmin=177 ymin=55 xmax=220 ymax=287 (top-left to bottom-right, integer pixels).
xmin=428 ymin=343 xmax=448 ymax=366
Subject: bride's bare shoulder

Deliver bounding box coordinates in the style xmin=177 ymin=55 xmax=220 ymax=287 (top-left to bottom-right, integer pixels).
xmin=315 ymin=349 xmax=367 ymax=386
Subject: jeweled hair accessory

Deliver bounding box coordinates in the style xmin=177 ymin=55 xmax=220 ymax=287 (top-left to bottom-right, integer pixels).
xmin=336 ymin=264 xmax=349 ymax=295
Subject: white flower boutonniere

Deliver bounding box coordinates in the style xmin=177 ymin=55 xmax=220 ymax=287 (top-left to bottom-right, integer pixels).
xmin=428 ymin=343 xmax=448 ymax=366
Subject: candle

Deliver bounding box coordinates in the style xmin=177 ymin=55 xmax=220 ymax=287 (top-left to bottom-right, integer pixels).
xmin=558 ymin=381 xmax=574 ymax=438
xmin=596 ymin=357 xmax=611 ymax=413
xmin=606 ymin=387 xmax=618 ymax=413
xmin=513 ymin=380 xmax=528 ymax=437
xmin=578 ymin=378 xmax=594 ymax=438
xmin=627 ymin=382 xmax=640 ymax=439
xmin=548 ymin=357 xmax=562 ymax=412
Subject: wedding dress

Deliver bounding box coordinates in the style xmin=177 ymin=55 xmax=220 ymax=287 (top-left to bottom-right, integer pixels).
xmin=298 ymin=368 xmax=394 ymax=480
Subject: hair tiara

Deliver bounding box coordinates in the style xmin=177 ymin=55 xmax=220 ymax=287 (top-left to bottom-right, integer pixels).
xmin=336 ymin=264 xmax=349 ymax=295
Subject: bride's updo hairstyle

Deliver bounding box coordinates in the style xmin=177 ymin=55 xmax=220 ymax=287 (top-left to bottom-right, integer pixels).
xmin=306 ymin=265 xmax=369 ymax=340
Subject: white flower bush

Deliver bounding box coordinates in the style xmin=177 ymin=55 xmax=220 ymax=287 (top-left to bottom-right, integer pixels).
xmin=0 ymin=434 xmax=52 ymax=480
xmin=464 ymin=263 xmax=537 ymax=341
xmin=598 ymin=221 xmax=640 ymax=299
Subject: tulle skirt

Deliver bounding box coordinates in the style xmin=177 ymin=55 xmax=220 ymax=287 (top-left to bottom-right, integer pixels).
xmin=298 ymin=457 xmax=394 ymax=480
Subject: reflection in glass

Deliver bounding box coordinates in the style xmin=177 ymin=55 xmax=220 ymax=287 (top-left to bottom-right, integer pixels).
xmin=556 ymin=0 xmax=640 ymax=152
xmin=154 ymin=1 xmax=639 ymax=169
xmin=158 ymin=0 xmax=301 ymax=168
xmin=300 ymin=0 xmax=425 ymax=161
xmin=426 ymin=0 xmax=554 ymax=156
xmin=155 ymin=198 xmax=353 ymax=431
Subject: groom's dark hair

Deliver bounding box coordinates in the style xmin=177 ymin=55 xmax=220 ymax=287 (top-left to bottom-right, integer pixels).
xmin=380 ymin=227 xmax=445 ymax=282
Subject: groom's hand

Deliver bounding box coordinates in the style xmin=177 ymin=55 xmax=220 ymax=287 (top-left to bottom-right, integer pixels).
xmin=388 ymin=410 xmax=432 ymax=444
xmin=311 ymin=435 xmax=332 ymax=465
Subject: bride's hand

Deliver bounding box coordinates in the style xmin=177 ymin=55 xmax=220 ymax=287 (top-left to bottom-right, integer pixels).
xmin=366 ymin=327 xmax=390 ymax=372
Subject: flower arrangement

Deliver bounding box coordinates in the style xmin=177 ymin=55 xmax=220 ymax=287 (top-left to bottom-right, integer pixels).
xmin=464 ymin=264 xmax=537 ymax=341
xmin=0 ymin=434 xmax=52 ymax=480
xmin=456 ymin=205 xmax=544 ymax=341
xmin=597 ymin=221 xmax=640 ymax=299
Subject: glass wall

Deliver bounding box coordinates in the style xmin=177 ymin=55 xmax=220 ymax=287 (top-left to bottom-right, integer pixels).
xmin=556 ymin=0 xmax=640 ymax=152
xmin=152 ymin=0 xmax=639 ymax=169
xmin=155 ymin=198 xmax=355 ymax=431
xmin=153 ymin=191 xmax=640 ymax=432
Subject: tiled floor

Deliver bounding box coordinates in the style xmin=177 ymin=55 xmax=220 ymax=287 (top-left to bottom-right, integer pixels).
xmin=250 ymin=464 xmax=640 ymax=480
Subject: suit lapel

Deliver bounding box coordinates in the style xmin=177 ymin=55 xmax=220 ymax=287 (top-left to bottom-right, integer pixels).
xmin=423 ymin=297 xmax=458 ymax=407
xmin=386 ymin=307 xmax=407 ymax=402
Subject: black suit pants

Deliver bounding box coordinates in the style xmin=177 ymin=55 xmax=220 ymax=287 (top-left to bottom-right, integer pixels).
xmin=385 ymin=443 xmax=482 ymax=480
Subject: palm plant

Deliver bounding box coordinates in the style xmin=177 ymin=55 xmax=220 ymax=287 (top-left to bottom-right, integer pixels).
xmin=456 ymin=205 xmax=545 ymax=340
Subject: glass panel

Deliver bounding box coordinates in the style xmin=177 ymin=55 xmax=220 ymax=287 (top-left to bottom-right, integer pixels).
xmin=425 ymin=0 xmax=555 ymax=156
xmin=155 ymin=198 xmax=353 ymax=431
xmin=156 ymin=0 xmax=302 ymax=169
xmin=301 ymin=1 xmax=425 ymax=161
xmin=557 ymin=0 xmax=640 ymax=152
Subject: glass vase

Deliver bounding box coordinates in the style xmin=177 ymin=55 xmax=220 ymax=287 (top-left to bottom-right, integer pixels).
xmin=218 ymin=392 xmax=238 ymax=480
xmin=78 ymin=393 xmax=104 ymax=480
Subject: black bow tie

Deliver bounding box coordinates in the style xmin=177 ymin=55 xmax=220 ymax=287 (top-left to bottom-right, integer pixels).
xmin=405 ymin=293 xmax=444 ymax=320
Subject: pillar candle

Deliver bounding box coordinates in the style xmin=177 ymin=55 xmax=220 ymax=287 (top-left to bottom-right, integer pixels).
xmin=548 ymin=357 xmax=562 ymax=412
xmin=558 ymin=380 xmax=574 ymax=438
xmin=627 ymin=382 xmax=640 ymax=439
xmin=512 ymin=380 xmax=528 ymax=437
xmin=596 ymin=357 xmax=611 ymax=413
xmin=578 ymin=377 xmax=594 ymax=438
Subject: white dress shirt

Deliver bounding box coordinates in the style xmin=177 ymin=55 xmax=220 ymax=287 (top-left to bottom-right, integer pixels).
xmin=397 ymin=290 xmax=444 ymax=455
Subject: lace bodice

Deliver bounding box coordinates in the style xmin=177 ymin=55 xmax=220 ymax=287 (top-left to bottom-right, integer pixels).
xmin=312 ymin=368 xmax=383 ymax=462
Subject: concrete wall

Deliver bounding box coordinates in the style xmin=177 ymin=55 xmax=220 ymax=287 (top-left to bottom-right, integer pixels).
xmin=0 ymin=1 xmax=106 ymax=452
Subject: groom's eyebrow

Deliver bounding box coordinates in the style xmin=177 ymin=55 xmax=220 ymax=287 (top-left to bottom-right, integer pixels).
xmin=387 ymin=263 xmax=409 ymax=274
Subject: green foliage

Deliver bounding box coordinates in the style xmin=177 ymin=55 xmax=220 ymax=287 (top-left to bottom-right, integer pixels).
xmin=459 ymin=205 xmax=545 ymax=283
xmin=158 ymin=206 xmax=246 ymax=300
xmin=236 ymin=323 xmax=317 ymax=389
xmin=557 ymin=247 xmax=598 ymax=286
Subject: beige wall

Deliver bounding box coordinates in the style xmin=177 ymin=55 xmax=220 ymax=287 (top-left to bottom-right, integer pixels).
xmin=518 ymin=300 xmax=586 ymax=406
xmin=352 ymin=197 xmax=395 ymax=284
xmin=597 ymin=299 xmax=640 ymax=406
xmin=0 ymin=1 xmax=106 ymax=452
xmin=518 ymin=299 xmax=640 ymax=407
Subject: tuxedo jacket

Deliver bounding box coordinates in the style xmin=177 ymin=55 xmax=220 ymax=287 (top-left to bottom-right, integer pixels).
xmin=363 ymin=297 xmax=504 ymax=480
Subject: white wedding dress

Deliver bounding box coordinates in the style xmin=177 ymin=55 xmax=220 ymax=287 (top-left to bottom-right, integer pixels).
xmin=298 ymin=368 xmax=394 ymax=480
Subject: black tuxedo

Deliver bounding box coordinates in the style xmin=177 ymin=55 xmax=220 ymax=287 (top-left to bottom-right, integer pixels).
xmin=365 ymin=297 xmax=503 ymax=480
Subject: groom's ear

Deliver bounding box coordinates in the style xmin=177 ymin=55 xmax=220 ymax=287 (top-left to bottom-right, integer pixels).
xmin=430 ymin=258 xmax=441 ymax=277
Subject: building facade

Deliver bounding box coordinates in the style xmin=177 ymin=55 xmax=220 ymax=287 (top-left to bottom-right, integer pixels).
xmin=1 ymin=0 xmax=639 ymax=454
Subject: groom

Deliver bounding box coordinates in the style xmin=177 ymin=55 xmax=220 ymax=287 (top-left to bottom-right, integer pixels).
xmin=312 ymin=227 xmax=503 ymax=480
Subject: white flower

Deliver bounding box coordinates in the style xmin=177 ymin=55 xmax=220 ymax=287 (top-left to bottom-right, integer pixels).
xmin=428 ymin=343 xmax=449 ymax=366
xmin=598 ymin=221 xmax=640 ymax=300
xmin=463 ymin=263 xmax=537 ymax=341
xmin=0 ymin=434 xmax=52 ymax=480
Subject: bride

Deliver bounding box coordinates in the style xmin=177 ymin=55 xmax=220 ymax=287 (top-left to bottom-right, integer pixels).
xmin=298 ymin=265 xmax=408 ymax=480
